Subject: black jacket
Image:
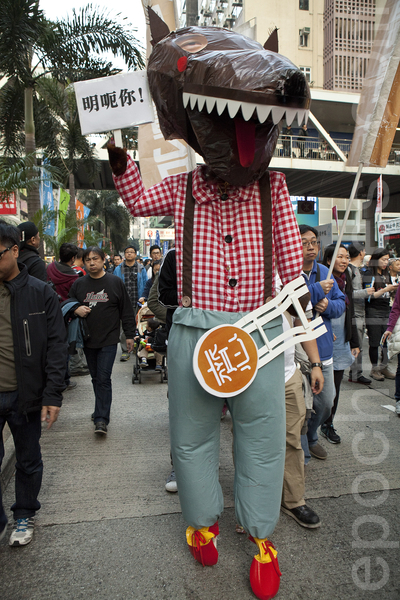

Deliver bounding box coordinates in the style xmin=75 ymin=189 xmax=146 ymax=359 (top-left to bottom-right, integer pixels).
xmin=344 ymin=269 xmax=360 ymax=348
xmin=17 ymin=245 xmax=47 ymax=282
xmin=158 ymin=249 xmax=178 ymax=333
xmin=4 ymin=265 xmax=68 ymax=413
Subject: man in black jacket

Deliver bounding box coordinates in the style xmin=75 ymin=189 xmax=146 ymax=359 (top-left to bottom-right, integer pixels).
xmin=0 ymin=221 xmax=67 ymax=547
xmin=17 ymin=221 xmax=47 ymax=282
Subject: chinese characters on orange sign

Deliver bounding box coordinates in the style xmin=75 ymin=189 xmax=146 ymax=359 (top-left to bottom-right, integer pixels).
xmin=194 ymin=325 xmax=259 ymax=397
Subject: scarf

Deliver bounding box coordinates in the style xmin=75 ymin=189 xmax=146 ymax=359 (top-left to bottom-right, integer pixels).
xmin=334 ymin=272 xmax=349 ymax=306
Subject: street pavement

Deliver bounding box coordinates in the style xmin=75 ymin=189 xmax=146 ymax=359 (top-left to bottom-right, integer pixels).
xmin=1 ymin=341 xmax=399 ymax=600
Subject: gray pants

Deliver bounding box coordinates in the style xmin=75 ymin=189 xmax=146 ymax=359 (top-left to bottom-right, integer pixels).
xmin=168 ymin=307 xmax=286 ymax=540
xmin=349 ymin=314 xmax=365 ymax=380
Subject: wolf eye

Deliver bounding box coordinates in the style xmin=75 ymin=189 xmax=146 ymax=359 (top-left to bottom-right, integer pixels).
xmin=175 ymin=34 xmax=208 ymax=53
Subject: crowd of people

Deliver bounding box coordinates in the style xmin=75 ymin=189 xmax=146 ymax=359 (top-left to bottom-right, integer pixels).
xmin=1 ymin=217 xmax=399 ymax=568
xmin=0 ymin=219 xmax=165 ymax=546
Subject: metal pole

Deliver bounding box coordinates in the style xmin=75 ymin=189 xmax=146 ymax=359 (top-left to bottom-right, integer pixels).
xmin=326 ymin=162 xmax=364 ymax=279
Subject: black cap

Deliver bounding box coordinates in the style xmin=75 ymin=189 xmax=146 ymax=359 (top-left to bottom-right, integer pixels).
xmin=17 ymin=221 xmax=38 ymax=242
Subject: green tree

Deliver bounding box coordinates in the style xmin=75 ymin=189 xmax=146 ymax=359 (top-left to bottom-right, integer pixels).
xmin=78 ymin=189 xmax=132 ymax=253
xmin=33 ymin=205 xmax=106 ymax=259
xmin=0 ymin=153 xmax=61 ymax=201
xmin=34 ymin=77 xmax=99 ymax=207
xmin=0 ymin=0 xmax=144 ymax=218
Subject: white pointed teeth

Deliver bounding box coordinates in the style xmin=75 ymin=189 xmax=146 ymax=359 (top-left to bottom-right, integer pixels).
xmin=256 ymin=105 xmax=272 ymax=123
xmin=216 ymin=98 xmax=227 ymax=115
xmin=284 ymin=108 xmax=297 ymax=126
xmin=241 ymin=103 xmax=256 ymax=121
xmin=198 ymin=95 xmax=206 ymax=111
xmin=297 ymin=109 xmax=309 ymax=126
xmin=227 ymin=100 xmax=241 ymax=118
xmin=206 ymin=96 xmax=216 ymax=113
xmin=189 ymin=94 xmax=198 ymax=110
xmin=271 ymin=107 xmax=286 ymax=124
xmin=183 ymin=92 xmax=308 ymax=125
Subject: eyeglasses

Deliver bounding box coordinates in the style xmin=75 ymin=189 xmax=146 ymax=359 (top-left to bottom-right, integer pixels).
xmin=302 ymin=240 xmax=318 ymax=248
xmin=0 ymin=246 xmax=12 ymax=260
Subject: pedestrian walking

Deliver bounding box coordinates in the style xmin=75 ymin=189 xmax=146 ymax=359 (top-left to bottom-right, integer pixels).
xmin=68 ymin=247 xmax=136 ymax=435
xmin=0 ymin=221 xmax=67 ymax=546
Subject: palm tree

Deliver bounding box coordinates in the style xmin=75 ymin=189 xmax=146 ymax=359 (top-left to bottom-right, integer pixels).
xmin=78 ymin=189 xmax=132 ymax=253
xmin=0 ymin=153 xmax=61 ymax=200
xmin=34 ymin=77 xmax=99 ymax=207
xmin=0 ymin=0 xmax=144 ymax=218
xmin=33 ymin=205 xmax=105 ymax=259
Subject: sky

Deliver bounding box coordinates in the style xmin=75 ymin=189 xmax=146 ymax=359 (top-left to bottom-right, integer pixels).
xmin=39 ymin=0 xmax=147 ymax=67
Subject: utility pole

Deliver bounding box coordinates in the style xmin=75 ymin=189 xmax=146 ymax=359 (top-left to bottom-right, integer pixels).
xmin=186 ymin=0 xmax=199 ymax=26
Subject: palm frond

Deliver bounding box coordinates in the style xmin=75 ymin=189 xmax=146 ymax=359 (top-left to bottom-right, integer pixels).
xmin=48 ymin=5 xmax=145 ymax=72
xmin=0 ymin=154 xmax=62 ymax=200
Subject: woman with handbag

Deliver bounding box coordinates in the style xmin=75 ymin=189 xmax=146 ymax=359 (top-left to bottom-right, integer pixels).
xmin=362 ymin=248 xmax=398 ymax=381
xmin=381 ymin=284 xmax=400 ymax=416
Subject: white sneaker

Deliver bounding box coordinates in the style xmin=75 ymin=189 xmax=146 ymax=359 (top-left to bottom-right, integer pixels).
xmin=396 ymin=401 xmax=400 ymax=415
xmin=9 ymin=517 xmax=35 ymax=546
xmin=165 ymin=469 xmax=178 ymax=493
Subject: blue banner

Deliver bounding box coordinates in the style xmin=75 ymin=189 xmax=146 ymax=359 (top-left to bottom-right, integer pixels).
xmin=40 ymin=159 xmax=55 ymax=236
xmin=155 ymin=229 xmax=160 ymax=246
xmin=83 ymin=205 xmax=91 ymax=225
xmin=163 ymin=241 xmax=169 ymax=256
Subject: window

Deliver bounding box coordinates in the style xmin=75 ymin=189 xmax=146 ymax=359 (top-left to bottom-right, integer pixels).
xmin=300 ymin=67 xmax=312 ymax=82
xmin=299 ymin=0 xmax=309 ymax=10
xmin=299 ymin=28 xmax=310 ymax=47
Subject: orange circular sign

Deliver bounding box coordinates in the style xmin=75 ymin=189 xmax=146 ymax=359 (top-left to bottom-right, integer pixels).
xmin=193 ymin=325 xmax=259 ymax=397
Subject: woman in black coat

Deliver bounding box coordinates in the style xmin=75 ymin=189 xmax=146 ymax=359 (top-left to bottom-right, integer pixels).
xmin=362 ymin=248 xmax=398 ymax=381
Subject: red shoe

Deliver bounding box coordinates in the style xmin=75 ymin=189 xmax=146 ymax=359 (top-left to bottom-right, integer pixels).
xmin=249 ymin=536 xmax=281 ymax=600
xmin=186 ymin=522 xmax=219 ymax=566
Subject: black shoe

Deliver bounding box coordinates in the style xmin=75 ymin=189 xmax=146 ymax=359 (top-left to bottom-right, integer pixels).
xmin=321 ymin=424 xmax=341 ymax=444
xmin=70 ymin=368 xmax=90 ymax=377
xmin=94 ymin=421 xmax=107 ymax=435
xmin=63 ymin=381 xmax=77 ymax=391
xmin=281 ymin=504 xmax=321 ymax=529
xmin=348 ymin=375 xmax=371 ymax=385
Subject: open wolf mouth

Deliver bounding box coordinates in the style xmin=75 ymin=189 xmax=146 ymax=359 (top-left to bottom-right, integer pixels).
xmin=183 ymin=91 xmax=309 ymax=167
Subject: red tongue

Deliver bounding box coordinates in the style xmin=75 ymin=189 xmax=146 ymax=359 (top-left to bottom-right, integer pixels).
xmin=234 ymin=118 xmax=255 ymax=167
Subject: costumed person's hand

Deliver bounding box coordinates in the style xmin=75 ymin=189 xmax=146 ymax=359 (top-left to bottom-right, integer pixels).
xmin=319 ymin=279 xmax=334 ymax=295
xmin=126 ymin=338 xmax=135 ymax=353
xmin=41 ymin=405 xmax=61 ymax=429
xmin=107 ymin=143 xmax=127 ymax=176
xmin=314 ymin=298 xmax=328 ymax=313
xmin=351 ymin=347 xmax=360 ymax=358
xmin=381 ymin=330 xmax=392 ymax=345
xmin=310 ymin=367 xmax=324 ymax=394
xmin=74 ymin=305 xmax=91 ymax=318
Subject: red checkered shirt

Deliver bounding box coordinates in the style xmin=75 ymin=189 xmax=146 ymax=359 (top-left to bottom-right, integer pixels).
xmin=114 ymin=157 xmax=303 ymax=312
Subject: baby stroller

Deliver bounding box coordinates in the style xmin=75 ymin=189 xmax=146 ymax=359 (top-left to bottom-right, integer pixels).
xmin=132 ymin=305 xmax=168 ymax=384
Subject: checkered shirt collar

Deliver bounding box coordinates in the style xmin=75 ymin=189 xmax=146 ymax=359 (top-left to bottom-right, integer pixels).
xmin=192 ymin=167 xmax=256 ymax=205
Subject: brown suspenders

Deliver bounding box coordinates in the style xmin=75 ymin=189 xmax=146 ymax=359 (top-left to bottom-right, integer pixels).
xmin=181 ymin=172 xmax=272 ymax=307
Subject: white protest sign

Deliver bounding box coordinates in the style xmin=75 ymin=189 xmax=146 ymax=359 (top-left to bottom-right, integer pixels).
xmin=74 ymin=71 xmax=154 ymax=135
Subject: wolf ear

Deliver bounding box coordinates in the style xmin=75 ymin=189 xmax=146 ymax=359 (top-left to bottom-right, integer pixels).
xmin=263 ymin=28 xmax=279 ymax=53
xmin=148 ymin=6 xmax=170 ymax=46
